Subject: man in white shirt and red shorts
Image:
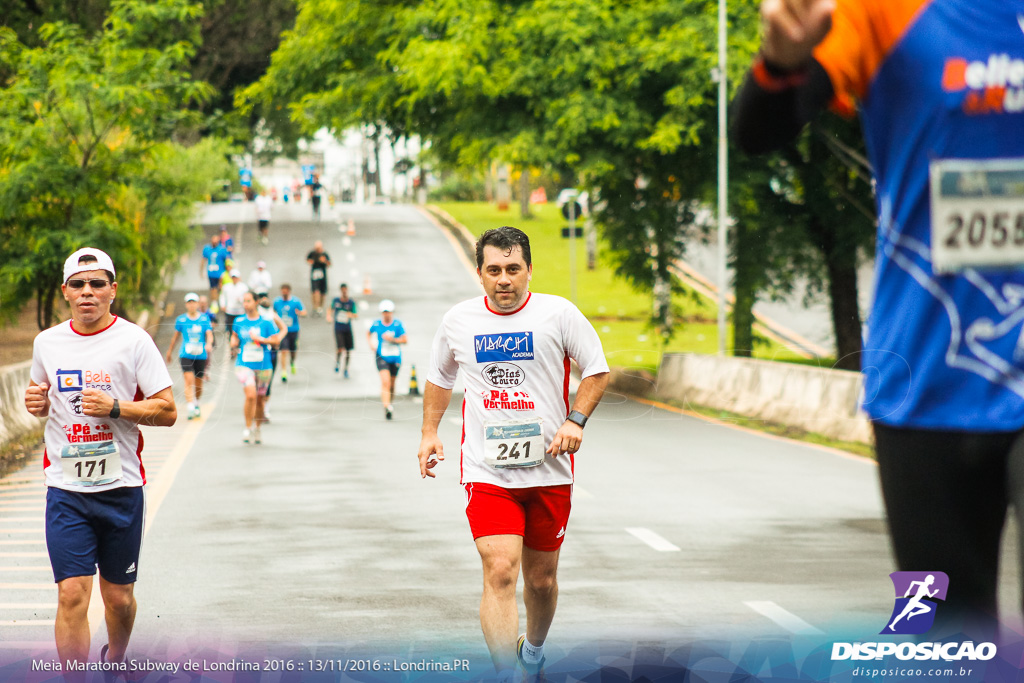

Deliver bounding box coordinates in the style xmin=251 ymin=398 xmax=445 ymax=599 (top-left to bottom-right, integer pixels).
xmin=417 ymin=226 xmax=609 ymax=681
xmin=24 ymin=247 xmax=176 ymax=672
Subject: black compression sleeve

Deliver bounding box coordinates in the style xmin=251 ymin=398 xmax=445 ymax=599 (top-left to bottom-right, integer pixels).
xmin=731 ymin=58 xmax=836 ymax=155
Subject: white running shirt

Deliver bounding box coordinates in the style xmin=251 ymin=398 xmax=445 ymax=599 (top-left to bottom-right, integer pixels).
xmin=427 ymin=292 xmax=609 ymax=488
xmin=255 ymin=194 xmax=273 ymax=221
xmin=31 ymin=317 xmax=173 ymax=492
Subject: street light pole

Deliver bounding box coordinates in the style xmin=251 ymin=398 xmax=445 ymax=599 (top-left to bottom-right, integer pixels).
xmin=717 ymin=0 xmax=729 ymax=356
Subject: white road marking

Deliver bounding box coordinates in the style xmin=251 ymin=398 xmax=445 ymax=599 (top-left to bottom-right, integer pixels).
xmin=0 ymin=642 xmax=54 ymax=650
xmin=626 ymin=527 xmax=680 ymax=552
xmin=744 ymin=601 xmax=825 ymax=635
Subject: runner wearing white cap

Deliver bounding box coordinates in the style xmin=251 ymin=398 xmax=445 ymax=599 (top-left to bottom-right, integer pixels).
xmin=255 ymin=190 xmax=272 ymax=245
xmin=219 ymin=269 xmax=249 ymax=354
xmin=248 ymin=261 xmax=273 ymax=297
xmin=24 ymin=246 xmax=176 ymax=670
xmin=165 ymin=292 xmax=214 ymax=419
xmin=367 ymin=299 xmax=407 ymax=420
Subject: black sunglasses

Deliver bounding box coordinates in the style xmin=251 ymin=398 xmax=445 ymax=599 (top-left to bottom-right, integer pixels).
xmin=66 ymin=278 xmax=111 ymax=290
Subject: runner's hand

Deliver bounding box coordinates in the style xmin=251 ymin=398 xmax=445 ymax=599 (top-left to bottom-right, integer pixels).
xmin=547 ymin=421 xmax=583 ymax=457
xmin=81 ymin=388 xmax=115 ymax=418
xmin=760 ymin=0 xmax=835 ymax=69
xmin=24 ymin=383 xmax=50 ymax=417
xmin=418 ymin=434 xmax=445 ymax=479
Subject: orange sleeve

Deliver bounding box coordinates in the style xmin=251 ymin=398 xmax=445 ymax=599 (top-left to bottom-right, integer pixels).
xmin=812 ymin=0 xmax=932 ymax=116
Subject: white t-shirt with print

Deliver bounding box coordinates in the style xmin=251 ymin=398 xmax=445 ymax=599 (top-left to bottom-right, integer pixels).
xmin=427 ymin=292 xmax=609 ymax=488
xmin=31 ymin=317 xmax=172 ymax=492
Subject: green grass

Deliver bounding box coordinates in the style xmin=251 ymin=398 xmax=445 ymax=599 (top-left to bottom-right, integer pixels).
xmin=436 ymin=201 xmax=809 ymax=372
xmin=678 ymin=401 xmax=875 ymax=459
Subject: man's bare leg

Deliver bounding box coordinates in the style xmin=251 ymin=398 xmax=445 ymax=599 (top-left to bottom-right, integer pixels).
xmin=476 ymin=535 xmax=523 ymax=675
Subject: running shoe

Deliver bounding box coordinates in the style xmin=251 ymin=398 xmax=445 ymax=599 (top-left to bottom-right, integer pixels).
xmin=343 ymin=369 xmax=349 ymax=379
xmin=254 ymin=428 xmax=262 ymax=444
xmin=517 ymin=635 xmax=546 ymax=679
xmin=385 ymin=405 xmax=393 ymax=420
xmin=242 ymin=429 xmax=251 ymax=444
xmin=262 ymin=407 xmax=271 ymax=421
xmin=291 ymin=364 xmax=296 ymax=375
xmin=335 ymin=363 xmax=340 ymax=373
xmin=99 ymin=644 xmax=128 ymax=681
xmin=186 ymin=406 xmax=194 ymax=420
xmin=281 ymin=374 xmax=287 ymax=383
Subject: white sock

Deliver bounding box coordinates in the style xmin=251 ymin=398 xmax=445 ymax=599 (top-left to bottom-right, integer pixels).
xmin=521 ymin=637 xmax=544 ymax=664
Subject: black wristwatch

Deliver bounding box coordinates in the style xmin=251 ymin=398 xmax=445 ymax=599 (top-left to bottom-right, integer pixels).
xmin=109 ymin=399 xmax=121 ymax=420
xmin=565 ymin=410 xmax=588 ymax=429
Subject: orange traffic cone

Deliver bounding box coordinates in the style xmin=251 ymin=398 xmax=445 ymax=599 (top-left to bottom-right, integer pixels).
xmin=347 ymin=218 xmax=356 ymax=236
xmin=363 ymin=276 xmax=373 ymax=295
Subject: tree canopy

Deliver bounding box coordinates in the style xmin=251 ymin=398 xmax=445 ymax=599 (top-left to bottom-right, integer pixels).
xmin=0 ymin=0 xmax=234 ymax=328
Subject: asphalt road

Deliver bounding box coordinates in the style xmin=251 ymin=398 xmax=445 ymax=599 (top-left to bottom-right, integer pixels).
xmin=2 ymin=201 xmax=1021 ymax=680
xmin=143 ymin=202 xmax=895 ymax=647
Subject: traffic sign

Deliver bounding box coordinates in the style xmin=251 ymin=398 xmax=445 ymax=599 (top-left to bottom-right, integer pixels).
xmin=561 ymin=201 xmax=583 ymax=221
xmin=561 ymin=227 xmax=583 ymax=238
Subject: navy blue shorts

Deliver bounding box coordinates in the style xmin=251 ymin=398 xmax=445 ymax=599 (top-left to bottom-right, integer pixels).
xmin=280 ymin=330 xmax=299 ymax=352
xmin=208 ymin=276 xmax=221 ymax=290
xmin=45 ymin=486 xmax=145 ymax=584
xmin=375 ymin=356 xmax=400 ymax=377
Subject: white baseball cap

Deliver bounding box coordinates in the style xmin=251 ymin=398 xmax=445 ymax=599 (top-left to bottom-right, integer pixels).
xmin=256 ymin=261 xmax=266 ymax=268
xmin=230 ymin=268 xmax=241 ymax=277
xmin=379 ymin=299 xmax=395 ymax=312
xmin=63 ymin=247 xmax=116 ymax=283
xmin=184 ymin=292 xmax=199 ymax=302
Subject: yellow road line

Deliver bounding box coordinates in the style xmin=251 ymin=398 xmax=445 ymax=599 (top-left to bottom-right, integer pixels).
xmin=0 ymin=566 xmax=51 ymax=571
xmin=629 ymin=395 xmax=875 ymax=465
xmin=85 ymin=360 xmax=229 ymax=639
xmin=417 ymin=206 xmax=484 ymax=290
xmin=0 ymin=603 xmax=54 ymax=609
xmin=0 ymin=540 xmax=45 ymax=545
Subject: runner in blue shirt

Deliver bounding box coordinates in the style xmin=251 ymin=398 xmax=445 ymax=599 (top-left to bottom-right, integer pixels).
xmin=218 ymin=225 xmax=235 ymax=256
xmin=231 ymin=291 xmax=282 ymax=444
xmin=164 ymin=292 xmax=213 ymax=420
xmin=273 ymin=283 xmax=307 ymax=380
xmin=367 ymin=299 xmax=407 ymax=420
xmin=330 ymin=283 xmax=358 ymax=377
xmin=733 ymin=0 xmax=1024 ymax=635
xmin=200 ymin=234 xmax=229 ymax=300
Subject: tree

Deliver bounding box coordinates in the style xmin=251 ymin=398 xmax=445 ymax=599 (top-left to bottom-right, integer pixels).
xmin=249 ymin=0 xmax=877 ymax=356
xmin=0 ymin=0 xmax=230 ymax=328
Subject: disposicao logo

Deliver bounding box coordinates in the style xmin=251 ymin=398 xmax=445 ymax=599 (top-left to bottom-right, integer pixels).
xmin=831 ymin=571 xmax=997 ymax=663
xmin=883 ymin=571 xmax=948 ymax=635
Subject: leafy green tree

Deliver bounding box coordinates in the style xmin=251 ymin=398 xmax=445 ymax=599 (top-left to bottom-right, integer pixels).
xmin=0 ymin=0 xmax=228 ymax=329
xmin=250 ymin=0 xmax=876 ymax=357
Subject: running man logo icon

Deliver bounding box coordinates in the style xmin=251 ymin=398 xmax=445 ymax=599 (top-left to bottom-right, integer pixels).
xmin=882 ymin=571 xmax=949 ymax=635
